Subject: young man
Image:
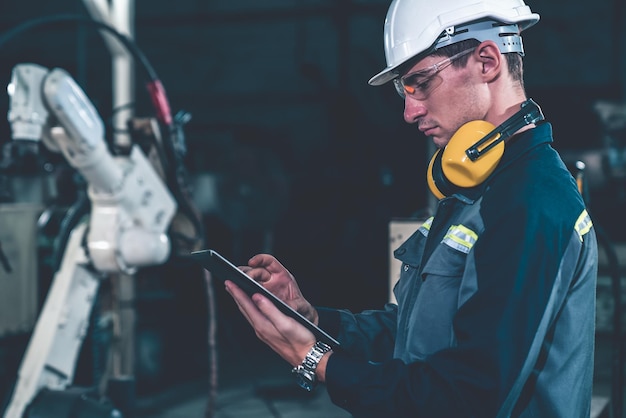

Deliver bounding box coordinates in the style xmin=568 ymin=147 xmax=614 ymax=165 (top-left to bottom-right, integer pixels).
xmin=225 ymin=0 xmax=598 ymax=416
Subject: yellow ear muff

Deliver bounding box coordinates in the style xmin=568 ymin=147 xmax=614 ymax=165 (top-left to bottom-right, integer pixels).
xmin=427 ymin=150 xmax=446 ymax=200
xmin=441 ymin=120 xmax=505 ymax=188
xmin=427 ymin=120 xmax=505 ymax=199
xmin=426 ymin=99 xmax=545 ymax=199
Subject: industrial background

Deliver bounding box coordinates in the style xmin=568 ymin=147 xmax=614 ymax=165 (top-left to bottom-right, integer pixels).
xmin=0 ymin=0 xmax=625 ymax=417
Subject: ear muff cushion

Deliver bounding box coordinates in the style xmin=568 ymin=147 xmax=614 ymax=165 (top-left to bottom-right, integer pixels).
xmin=427 ymin=149 xmax=458 ymax=199
xmin=441 ymin=120 xmax=505 ymax=188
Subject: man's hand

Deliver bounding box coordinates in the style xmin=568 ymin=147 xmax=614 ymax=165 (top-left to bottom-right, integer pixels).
xmin=239 ymin=254 xmax=318 ymax=324
xmin=225 ymin=280 xmax=324 ymax=371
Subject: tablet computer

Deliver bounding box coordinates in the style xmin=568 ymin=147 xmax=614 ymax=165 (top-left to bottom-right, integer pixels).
xmin=188 ymin=249 xmax=341 ymax=348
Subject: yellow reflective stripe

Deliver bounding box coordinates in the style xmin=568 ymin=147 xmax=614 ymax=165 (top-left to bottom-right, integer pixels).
xmin=418 ymin=216 xmax=434 ymax=237
xmin=575 ymin=209 xmax=593 ymax=241
xmin=443 ymin=224 xmax=478 ymax=254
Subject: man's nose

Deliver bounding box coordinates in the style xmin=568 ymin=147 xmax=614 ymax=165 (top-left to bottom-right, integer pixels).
xmin=403 ymin=98 xmax=427 ymax=124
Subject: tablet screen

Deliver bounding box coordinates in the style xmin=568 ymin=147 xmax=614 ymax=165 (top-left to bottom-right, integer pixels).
xmin=188 ymin=249 xmax=341 ymax=348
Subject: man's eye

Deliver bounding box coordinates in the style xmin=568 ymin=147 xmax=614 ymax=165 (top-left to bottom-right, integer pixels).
xmin=405 ymin=73 xmax=430 ymax=90
xmin=414 ymin=78 xmax=432 ymax=91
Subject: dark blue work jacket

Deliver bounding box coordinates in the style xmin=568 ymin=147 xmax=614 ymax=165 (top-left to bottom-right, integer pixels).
xmin=318 ymin=123 xmax=598 ymax=418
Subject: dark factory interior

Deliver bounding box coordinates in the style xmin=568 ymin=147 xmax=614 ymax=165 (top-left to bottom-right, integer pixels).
xmin=0 ymin=0 xmax=625 ymax=417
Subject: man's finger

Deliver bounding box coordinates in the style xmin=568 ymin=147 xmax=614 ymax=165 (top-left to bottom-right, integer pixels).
xmin=225 ymin=281 xmax=262 ymax=326
xmin=252 ymin=293 xmax=301 ymax=334
xmin=249 ymin=254 xmax=290 ymax=275
xmin=242 ymin=267 xmax=272 ymax=283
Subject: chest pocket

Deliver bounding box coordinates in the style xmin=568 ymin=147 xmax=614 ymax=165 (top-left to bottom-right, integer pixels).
xmin=405 ymin=223 xmax=479 ymax=359
xmin=423 ymin=224 xmax=477 ymax=276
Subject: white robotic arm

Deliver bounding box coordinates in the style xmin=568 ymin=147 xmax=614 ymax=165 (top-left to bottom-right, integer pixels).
xmin=3 ymin=63 xmax=177 ymax=418
xmin=8 ymin=63 xmax=176 ymax=272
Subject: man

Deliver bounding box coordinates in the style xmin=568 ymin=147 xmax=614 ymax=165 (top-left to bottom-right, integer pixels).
xmin=225 ymin=0 xmax=598 ymax=416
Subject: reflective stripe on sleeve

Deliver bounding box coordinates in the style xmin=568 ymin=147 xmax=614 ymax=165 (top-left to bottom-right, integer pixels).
xmin=575 ymin=209 xmax=593 ymax=242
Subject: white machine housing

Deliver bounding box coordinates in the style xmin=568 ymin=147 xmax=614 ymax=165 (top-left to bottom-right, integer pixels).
xmin=8 ymin=63 xmax=175 ymax=273
xmin=3 ymin=63 xmax=177 ymax=418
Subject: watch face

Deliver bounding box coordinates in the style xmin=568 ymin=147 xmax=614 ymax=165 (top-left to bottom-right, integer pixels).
xmin=295 ymin=374 xmax=315 ymax=392
xmin=293 ymin=366 xmax=316 ymax=392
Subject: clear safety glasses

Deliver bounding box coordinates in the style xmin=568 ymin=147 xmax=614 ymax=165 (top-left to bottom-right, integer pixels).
xmin=393 ymin=48 xmax=476 ymax=100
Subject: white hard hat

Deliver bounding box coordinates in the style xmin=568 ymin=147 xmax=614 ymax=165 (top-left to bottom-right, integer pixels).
xmin=368 ymin=0 xmax=540 ymax=86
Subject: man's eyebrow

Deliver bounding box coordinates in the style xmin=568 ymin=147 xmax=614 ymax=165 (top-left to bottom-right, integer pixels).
xmin=404 ymin=67 xmax=435 ymax=78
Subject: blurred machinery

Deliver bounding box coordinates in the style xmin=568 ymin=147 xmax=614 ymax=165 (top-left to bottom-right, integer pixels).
xmin=591 ymin=99 xmax=626 ymax=418
xmin=0 ymin=10 xmax=209 ymax=418
xmin=2 ymin=61 xmax=176 ymax=418
xmin=594 ymin=100 xmax=626 ymax=199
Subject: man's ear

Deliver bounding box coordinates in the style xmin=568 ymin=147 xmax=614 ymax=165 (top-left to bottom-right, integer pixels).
xmin=475 ymin=41 xmax=502 ymax=82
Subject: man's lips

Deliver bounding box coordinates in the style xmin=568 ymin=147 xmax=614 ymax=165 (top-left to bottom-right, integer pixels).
xmin=419 ymin=126 xmax=437 ymax=136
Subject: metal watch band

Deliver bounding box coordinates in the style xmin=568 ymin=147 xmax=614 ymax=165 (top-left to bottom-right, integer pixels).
xmin=292 ymin=341 xmax=332 ymax=391
xmin=302 ymin=341 xmax=332 ymax=370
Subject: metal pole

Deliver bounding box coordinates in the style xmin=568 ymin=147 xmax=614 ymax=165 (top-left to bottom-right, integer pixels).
xmin=82 ymin=0 xmax=135 ymax=150
xmin=81 ymin=3 xmax=137 ymax=412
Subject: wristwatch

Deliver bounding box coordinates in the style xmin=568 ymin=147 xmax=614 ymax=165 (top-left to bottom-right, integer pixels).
xmin=291 ymin=341 xmax=332 ymax=391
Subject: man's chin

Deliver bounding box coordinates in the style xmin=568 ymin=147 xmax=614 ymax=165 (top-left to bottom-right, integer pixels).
xmin=430 ymin=136 xmax=449 ymax=149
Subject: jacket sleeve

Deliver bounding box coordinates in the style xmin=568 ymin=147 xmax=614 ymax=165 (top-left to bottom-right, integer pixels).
xmin=317 ymin=304 xmax=398 ymax=362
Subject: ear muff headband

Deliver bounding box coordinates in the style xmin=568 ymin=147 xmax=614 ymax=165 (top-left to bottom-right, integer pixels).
xmin=427 ymin=98 xmax=544 ymax=199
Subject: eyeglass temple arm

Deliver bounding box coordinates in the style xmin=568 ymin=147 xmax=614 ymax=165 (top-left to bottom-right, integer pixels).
xmin=465 ymin=98 xmax=545 ymax=161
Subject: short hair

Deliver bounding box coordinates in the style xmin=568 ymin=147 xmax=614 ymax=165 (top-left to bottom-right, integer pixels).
xmin=433 ymin=39 xmax=525 ymax=88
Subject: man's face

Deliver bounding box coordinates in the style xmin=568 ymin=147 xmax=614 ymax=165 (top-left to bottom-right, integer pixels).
xmin=399 ymin=49 xmax=490 ymax=149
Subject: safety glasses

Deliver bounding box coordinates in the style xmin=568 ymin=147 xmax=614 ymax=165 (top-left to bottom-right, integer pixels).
xmin=393 ymin=48 xmax=476 ymax=100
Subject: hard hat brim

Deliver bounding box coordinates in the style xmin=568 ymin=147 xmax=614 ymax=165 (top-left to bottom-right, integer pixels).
xmin=368 ymin=67 xmax=398 ymax=86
